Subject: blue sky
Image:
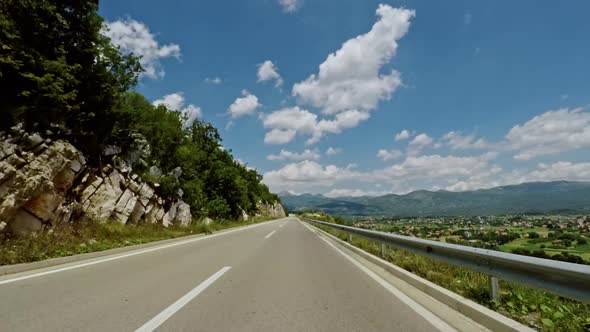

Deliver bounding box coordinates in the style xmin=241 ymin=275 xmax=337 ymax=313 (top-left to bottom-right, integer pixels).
xmin=100 ymin=0 xmax=590 ymax=196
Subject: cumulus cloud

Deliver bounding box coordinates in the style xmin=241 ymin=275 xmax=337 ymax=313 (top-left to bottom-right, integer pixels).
xmin=326 ymin=147 xmax=342 ymax=156
xmin=153 ymin=92 xmax=202 ymax=127
xmin=263 ymin=160 xmax=361 ymax=192
xmin=257 ymin=60 xmax=283 ymax=87
xmin=395 ymin=129 xmax=411 ymax=141
xmin=267 ymin=149 xmax=320 ymax=162
xmin=406 ymin=133 xmax=433 ymax=155
xmin=443 ymin=131 xmax=491 ymax=150
xmin=278 ymin=0 xmax=302 ymax=13
xmin=263 ymin=129 xmax=295 ymax=145
xmin=103 ymin=19 xmax=180 ymax=79
xmin=292 ymin=5 xmax=414 ymax=116
xmin=377 ymin=149 xmax=402 ymax=161
xmin=204 ymin=77 xmax=222 ymax=84
xmin=261 ymin=107 xmax=370 ymax=145
xmin=504 ymin=108 xmax=590 ymax=160
xmin=228 ymin=90 xmax=261 ymax=119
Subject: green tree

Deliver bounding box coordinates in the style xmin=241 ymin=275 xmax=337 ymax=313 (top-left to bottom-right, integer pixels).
xmin=0 ymin=0 xmax=141 ymax=159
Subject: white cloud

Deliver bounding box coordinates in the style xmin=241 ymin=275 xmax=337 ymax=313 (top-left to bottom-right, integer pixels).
xmin=464 ymin=12 xmax=472 ymax=25
xmin=261 ymin=107 xmax=371 ymax=145
xmin=278 ymin=0 xmax=302 ymax=13
xmin=204 ymin=77 xmax=222 ymax=84
xmin=326 ymin=147 xmax=342 ymax=156
xmin=395 ymin=129 xmax=411 ymax=141
xmin=504 ymin=108 xmax=590 ymax=160
xmin=153 ymin=92 xmax=202 ymax=127
xmin=103 ymin=19 xmax=180 ymax=79
xmin=409 ymin=133 xmax=433 ymax=147
xmin=407 ymin=133 xmax=433 ymax=155
xmin=267 ymin=149 xmax=320 ymax=162
xmin=257 ymin=60 xmax=283 ymax=87
xmin=525 ymin=161 xmax=590 ymax=182
xmin=374 ymin=153 xmax=496 ymax=181
xmin=153 ymin=93 xmax=184 ymax=111
xmin=292 ymin=5 xmax=414 ymax=116
xmin=228 ymin=90 xmax=261 ymax=119
xmin=443 ymin=131 xmax=491 ymax=150
xmin=377 ymin=149 xmax=402 ymax=161
xmin=264 ymin=129 xmax=297 ymax=145
xmin=263 ymin=160 xmax=361 ymax=192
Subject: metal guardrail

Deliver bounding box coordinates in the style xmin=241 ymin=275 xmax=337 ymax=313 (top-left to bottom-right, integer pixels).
xmin=303 ymin=218 xmax=590 ymax=303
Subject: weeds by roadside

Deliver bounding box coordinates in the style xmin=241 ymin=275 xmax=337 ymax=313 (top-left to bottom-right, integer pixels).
xmin=0 ymin=217 xmax=275 ymax=266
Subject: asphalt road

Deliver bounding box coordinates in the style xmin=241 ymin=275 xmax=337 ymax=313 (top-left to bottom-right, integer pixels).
xmin=0 ymin=217 xmax=485 ymax=331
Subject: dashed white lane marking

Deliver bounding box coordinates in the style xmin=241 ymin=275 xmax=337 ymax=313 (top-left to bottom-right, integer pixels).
xmin=135 ymin=266 xmax=231 ymax=332
xmin=265 ymin=230 xmax=277 ymax=239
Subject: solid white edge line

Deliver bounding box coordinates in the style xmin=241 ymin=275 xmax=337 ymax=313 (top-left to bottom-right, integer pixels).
xmin=135 ymin=266 xmax=231 ymax=332
xmin=299 ymin=221 xmax=457 ymax=332
xmin=265 ymin=230 xmax=276 ymax=239
xmin=0 ymin=220 xmax=279 ymax=285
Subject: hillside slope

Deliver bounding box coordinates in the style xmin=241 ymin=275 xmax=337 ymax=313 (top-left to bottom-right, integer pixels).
xmin=280 ymin=181 xmax=590 ymax=216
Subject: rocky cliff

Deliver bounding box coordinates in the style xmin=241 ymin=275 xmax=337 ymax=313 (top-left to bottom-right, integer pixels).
xmin=0 ymin=126 xmax=285 ymax=236
xmin=0 ymin=126 xmax=192 ymax=235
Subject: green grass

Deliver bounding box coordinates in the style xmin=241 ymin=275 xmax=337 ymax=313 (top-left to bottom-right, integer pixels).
xmin=317 ymin=225 xmax=590 ymax=332
xmin=0 ymin=217 xmax=275 ymax=266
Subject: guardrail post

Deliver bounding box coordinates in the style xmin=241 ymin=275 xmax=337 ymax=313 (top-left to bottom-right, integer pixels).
xmin=488 ymin=276 xmax=500 ymax=300
xmin=348 ymin=233 xmax=352 ymax=243
xmin=381 ymin=242 xmax=386 ymax=258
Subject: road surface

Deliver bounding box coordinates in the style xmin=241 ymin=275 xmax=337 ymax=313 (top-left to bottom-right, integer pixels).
xmin=0 ymin=217 xmax=487 ymax=331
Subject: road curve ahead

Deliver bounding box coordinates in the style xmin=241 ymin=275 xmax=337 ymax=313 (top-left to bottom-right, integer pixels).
xmin=0 ymin=217 xmax=485 ymax=331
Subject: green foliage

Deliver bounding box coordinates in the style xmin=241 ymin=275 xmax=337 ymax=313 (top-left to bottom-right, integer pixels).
xmin=0 ymin=0 xmax=142 ymax=158
xmin=0 ymin=1 xmax=280 ymax=221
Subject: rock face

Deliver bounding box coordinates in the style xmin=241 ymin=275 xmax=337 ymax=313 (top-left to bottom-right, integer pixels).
xmin=256 ymin=201 xmax=286 ymax=218
xmin=0 ymin=129 xmax=193 ymax=235
xmin=0 ymin=127 xmax=285 ymax=236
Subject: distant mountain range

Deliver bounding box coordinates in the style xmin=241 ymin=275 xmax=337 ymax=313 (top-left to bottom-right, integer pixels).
xmin=280 ymin=181 xmax=590 ymax=216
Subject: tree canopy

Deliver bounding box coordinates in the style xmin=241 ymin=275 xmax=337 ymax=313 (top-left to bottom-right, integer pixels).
xmin=0 ymin=0 xmax=279 ymax=220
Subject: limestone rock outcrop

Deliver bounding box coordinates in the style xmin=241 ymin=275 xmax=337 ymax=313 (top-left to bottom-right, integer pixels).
xmin=0 ymin=128 xmax=193 ymax=235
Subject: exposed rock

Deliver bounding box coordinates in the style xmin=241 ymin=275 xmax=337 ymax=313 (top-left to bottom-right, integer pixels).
xmin=53 ymin=201 xmax=82 ymax=224
xmin=112 ymin=189 xmax=137 ymax=224
xmin=149 ymin=165 xmax=162 ymax=177
xmin=240 ymin=209 xmax=249 ymax=221
xmin=1 ymin=130 xmax=192 ymax=235
xmin=177 ymin=188 xmax=183 ymax=198
xmin=103 ymin=145 xmax=121 ymax=156
xmin=174 ymin=201 xmax=191 ymax=227
xmin=24 ymin=133 xmax=44 ymax=150
xmin=22 ymin=191 xmax=64 ymax=222
xmin=8 ymin=209 xmax=43 ymax=236
xmin=256 ymin=201 xmax=286 ymax=218
xmin=169 ymin=167 xmax=182 ymax=179
xmin=127 ymin=201 xmax=145 ymax=225
xmin=202 ymin=217 xmax=213 ymax=225
xmin=138 ymin=183 xmax=154 ymax=207
xmin=53 ymin=167 xmax=76 ymax=194
xmin=83 ymin=170 xmax=124 ymax=222
xmin=162 ymin=202 xmax=178 ymax=227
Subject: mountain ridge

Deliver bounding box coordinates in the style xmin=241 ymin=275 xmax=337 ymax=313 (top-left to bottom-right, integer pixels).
xmin=280 ymin=181 xmax=590 ymax=216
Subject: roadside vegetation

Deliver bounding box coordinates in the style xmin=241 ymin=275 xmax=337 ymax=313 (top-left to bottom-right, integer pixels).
xmin=299 ymin=212 xmax=590 ymax=331
xmin=0 ymin=217 xmax=275 ymax=266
